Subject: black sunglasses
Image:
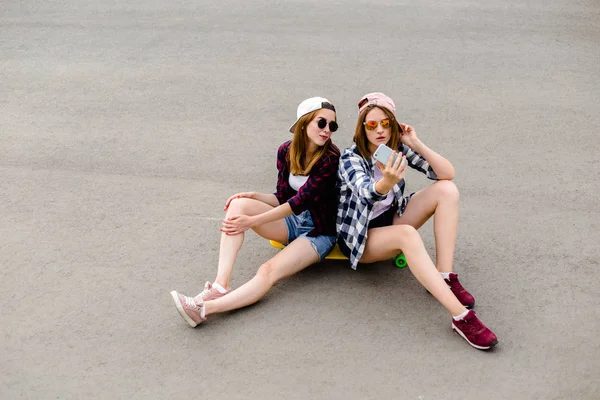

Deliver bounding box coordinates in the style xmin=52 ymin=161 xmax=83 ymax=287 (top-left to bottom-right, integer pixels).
xmin=316 ymin=118 xmax=338 ymax=132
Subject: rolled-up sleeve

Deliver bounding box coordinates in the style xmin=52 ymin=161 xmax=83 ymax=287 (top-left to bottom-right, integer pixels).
xmin=402 ymin=145 xmax=438 ymax=180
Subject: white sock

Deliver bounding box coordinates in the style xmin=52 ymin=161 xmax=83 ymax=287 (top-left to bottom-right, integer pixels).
xmin=212 ymin=282 xmax=228 ymax=293
xmin=453 ymin=309 xmax=469 ymax=321
xmin=200 ymin=304 xmax=206 ymax=318
xmin=440 ymin=272 xmax=451 ymax=279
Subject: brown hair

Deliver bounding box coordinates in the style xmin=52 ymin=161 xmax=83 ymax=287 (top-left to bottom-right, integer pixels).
xmin=289 ymin=106 xmax=336 ymax=175
xmin=353 ymin=105 xmax=402 ymax=159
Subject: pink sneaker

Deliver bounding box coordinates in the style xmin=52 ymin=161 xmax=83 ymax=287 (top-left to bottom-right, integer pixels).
xmin=452 ymin=310 xmax=498 ymax=350
xmin=445 ymin=273 xmax=475 ymax=309
xmin=194 ymin=281 xmax=228 ymax=302
xmin=170 ymin=291 xmax=206 ymax=327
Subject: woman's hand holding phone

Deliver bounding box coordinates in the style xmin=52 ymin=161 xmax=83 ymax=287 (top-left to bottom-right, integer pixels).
xmin=375 ymin=150 xmax=408 ymax=187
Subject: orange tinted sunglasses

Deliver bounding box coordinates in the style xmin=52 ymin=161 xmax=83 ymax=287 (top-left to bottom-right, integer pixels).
xmin=364 ymin=118 xmax=392 ymax=131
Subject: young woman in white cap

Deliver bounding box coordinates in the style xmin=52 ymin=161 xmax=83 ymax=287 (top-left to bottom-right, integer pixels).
xmin=336 ymin=92 xmax=498 ymax=350
xmin=170 ymin=97 xmax=340 ymax=327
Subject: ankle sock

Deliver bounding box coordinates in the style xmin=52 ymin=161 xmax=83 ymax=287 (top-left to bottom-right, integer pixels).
xmin=440 ymin=272 xmax=451 ymax=279
xmin=453 ymin=309 xmax=469 ymax=321
xmin=212 ymin=282 xmax=228 ymax=293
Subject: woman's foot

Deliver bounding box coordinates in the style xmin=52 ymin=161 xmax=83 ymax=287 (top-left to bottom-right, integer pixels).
xmin=194 ymin=281 xmax=229 ymax=302
xmin=452 ymin=310 xmax=498 ymax=350
xmin=444 ymin=273 xmax=475 ymax=309
xmin=170 ymin=291 xmax=206 ymax=327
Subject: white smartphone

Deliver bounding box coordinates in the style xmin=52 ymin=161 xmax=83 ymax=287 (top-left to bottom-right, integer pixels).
xmin=373 ymin=144 xmax=404 ymax=165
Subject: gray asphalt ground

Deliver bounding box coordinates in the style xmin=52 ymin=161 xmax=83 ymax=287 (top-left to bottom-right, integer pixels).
xmin=2 ymin=0 xmax=599 ymax=399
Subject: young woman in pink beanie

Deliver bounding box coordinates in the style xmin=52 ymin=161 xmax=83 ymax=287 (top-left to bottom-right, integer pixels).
xmin=336 ymin=92 xmax=498 ymax=350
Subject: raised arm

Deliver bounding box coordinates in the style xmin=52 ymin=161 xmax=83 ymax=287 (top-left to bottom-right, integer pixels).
xmin=339 ymin=150 xmax=386 ymax=205
xmin=400 ymin=123 xmax=453 ymax=180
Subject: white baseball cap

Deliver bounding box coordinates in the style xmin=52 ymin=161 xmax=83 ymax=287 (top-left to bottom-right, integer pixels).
xmin=289 ymin=97 xmax=336 ymax=133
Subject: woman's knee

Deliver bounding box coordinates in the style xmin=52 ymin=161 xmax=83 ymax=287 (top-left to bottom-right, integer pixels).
xmin=227 ymin=197 xmax=254 ymax=215
xmin=393 ymin=224 xmax=422 ymax=248
xmin=434 ymin=180 xmax=459 ymax=201
xmin=256 ymin=260 xmax=281 ymax=286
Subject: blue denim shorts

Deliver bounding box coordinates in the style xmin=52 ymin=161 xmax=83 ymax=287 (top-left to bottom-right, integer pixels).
xmin=284 ymin=210 xmax=336 ymax=261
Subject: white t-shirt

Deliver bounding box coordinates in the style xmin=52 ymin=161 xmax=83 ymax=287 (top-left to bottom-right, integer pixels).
xmin=289 ymin=173 xmax=309 ymax=191
xmin=371 ymin=162 xmax=394 ymax=219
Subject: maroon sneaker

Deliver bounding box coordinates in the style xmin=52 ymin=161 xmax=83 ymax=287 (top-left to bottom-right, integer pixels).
xmin=445 ymin=273 xmax=475 ymax=309
xmin=452 ymin=310 xmax=498 ymax=350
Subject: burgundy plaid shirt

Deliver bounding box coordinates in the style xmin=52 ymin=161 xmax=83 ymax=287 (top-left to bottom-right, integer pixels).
xmin=274 ymin=140 xmax=340 ymax=237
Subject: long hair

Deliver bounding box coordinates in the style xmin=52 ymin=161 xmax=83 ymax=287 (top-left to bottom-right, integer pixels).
xmin=353 ymin=105 xmax=402 ymax=159
xmin=289 ymin=108 xmax=336 ymax=175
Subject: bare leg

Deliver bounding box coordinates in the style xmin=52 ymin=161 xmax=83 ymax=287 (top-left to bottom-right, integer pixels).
xmin=205 ymin=238 xmax=319 ymax=315
xmin=393 ymin=180 xmax=460 ymax=273
xmin=360 ymin=224 xmax=465 ymax=316
xmin=214 ymin=198 xmax=289 ymax=289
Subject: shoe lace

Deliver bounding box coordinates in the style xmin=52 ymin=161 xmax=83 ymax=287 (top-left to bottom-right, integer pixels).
xmin=194 ymin=282 xmax=212 ymax=300
xmin=183 ymin=295 xmax=199 ymax=308
xmin=194 ymin=282 xmax=215 ymax=301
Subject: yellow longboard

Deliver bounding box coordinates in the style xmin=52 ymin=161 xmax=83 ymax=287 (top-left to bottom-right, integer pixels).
xmin=269 ymin=240 xmax=349 ymax=260
xmin=269 ymin=240 xmax=408 ymax=267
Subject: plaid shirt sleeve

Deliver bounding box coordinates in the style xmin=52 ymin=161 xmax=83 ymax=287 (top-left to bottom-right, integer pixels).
xmin=336 ymin=146 xmax=387 ymax=270
xmin=338 ymin=151 xmax=386 ymax=204
xmin=274 ymin=141 xmax=293 ymax=205
xmin=400 ymin=144 xmax=438 ymax=180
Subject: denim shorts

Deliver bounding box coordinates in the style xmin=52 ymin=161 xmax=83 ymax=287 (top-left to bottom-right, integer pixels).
xmin=284 ymin=210 xmax=336 ymax=261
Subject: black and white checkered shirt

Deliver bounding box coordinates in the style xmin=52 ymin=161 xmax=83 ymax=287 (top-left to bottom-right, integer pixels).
xmin=336 ymin=144 xmax=438 ymax=270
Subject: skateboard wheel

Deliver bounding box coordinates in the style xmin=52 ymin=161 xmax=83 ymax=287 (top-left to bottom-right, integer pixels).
xmin=395 ymin=254 xmax=407 ymax=268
